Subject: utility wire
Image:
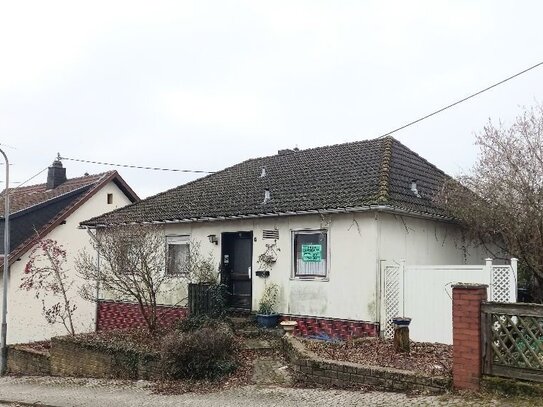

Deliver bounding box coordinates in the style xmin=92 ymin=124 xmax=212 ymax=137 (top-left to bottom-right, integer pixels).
xmin=379 ymin=60 xmax=543 ymax=138
xmin=13 ymin=166 xmax=49 ymax=189
xmin=59 ymin=156 xmax=215 ymax=174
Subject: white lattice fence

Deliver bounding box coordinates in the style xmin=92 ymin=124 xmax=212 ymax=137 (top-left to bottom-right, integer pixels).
xmin=381 ymin=258 xmax=518 ymax=343
xmin=491 ymin=261 xmax=518 ymax=303
xmin=382 ymin=264 xmax=402 ymax=339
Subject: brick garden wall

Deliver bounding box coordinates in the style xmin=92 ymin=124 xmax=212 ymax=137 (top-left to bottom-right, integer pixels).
xmin=283 ymin=335 xmax=450 ymax=393
xmin=281 ymin=315 xmax=378 ymax=340
xmin=451 ymin=283 xmax=487 ymax=391
xmin=96 ymin=300 xmax=187 ymax=331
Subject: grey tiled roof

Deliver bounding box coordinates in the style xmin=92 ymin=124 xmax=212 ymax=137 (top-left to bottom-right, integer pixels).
xmin=82 ymin=137 xmax=450 ymax=226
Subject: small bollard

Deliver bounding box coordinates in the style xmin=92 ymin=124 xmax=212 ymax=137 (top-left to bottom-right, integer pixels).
xmin=392 ymin=317 xmax=411 ymax=353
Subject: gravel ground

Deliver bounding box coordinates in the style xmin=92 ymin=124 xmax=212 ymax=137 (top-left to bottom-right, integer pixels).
xmin=0 ymin=376 xmax=540 ymax=407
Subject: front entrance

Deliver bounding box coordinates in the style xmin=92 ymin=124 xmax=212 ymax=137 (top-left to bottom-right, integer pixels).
xmin=221 ymin=231 xmax=253 ymax=310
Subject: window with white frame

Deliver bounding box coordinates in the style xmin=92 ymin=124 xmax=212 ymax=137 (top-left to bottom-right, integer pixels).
xmin=166 ymin=235 xmax=190 ymax=275
xmin=292 ymin=230 xmax=328 ymax=278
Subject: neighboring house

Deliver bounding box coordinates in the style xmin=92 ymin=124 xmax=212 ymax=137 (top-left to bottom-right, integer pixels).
xmin=82 ymin=136 xmax=491 ymax=337
xmin=0 ymin=159 xmax=139 ymax=344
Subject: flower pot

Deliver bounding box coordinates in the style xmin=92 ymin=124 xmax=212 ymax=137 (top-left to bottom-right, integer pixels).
xmin=392 ymin=317 xmax=412 ymax=327
xmin=256 ymin=313 xmax=280 ymax=328
xmin=280 ymin=320 xmax=297 ymax=335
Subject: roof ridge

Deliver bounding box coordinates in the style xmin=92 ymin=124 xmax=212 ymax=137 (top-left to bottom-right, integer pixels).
xmin=377 ymin=136 xmax=393 ymax=203
xmin=8 ymin=170 xmax=115 ymax=193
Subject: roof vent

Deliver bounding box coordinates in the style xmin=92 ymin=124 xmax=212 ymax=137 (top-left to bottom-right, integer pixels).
xmin=263 ymin=189 xmax=271 ymax=204
xmin=46 ymin=158 xmax=67 ymax=189
xmin=260 ymin=167 xmax=266 ymax=178
xmin=411 ymin=180 xmax=421 ymax=198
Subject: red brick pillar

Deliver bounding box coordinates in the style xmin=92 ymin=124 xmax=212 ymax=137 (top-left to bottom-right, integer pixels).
xmin=452 ymin=283 xmax=487 ymax=391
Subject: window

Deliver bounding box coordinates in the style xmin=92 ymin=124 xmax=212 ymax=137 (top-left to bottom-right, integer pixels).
xmin=107 ymin=193 xmax=113 ymax=204
xmin=292 ymin=230 xmax=328 ymax=278
xmin=166 ymin=236 xmax=189 ymax=275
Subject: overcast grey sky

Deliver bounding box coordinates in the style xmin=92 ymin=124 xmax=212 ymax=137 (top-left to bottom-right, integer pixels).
xmin=1 ymin=1 xmax=542 ymax=198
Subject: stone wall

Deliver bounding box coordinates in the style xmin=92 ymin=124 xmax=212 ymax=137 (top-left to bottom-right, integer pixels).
xmin=96 ymin=300 xmax=188 ymax=331
xmin=282 ymin=335 xmax=450 ymax=394
xmin=50 ymin=336 xmax=160 ymax=380
xmin=7 ymin=345 xmax=51 ymax=376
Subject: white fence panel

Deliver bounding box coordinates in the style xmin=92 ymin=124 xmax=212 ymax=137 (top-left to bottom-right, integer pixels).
xmin=381 ymin=258 xmax=517 ymax=344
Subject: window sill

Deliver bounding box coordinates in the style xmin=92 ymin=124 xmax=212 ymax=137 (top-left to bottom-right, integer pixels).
xmin=290 ymin=276 xmax=329 ymax=282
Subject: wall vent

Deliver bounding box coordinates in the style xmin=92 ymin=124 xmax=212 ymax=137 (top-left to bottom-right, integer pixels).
xmin=263 ymin=229 xmax=279 ymax=240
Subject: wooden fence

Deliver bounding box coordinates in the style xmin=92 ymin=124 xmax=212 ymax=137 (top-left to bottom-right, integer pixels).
xmin=481 ymin=302 xmax=543 ymax=382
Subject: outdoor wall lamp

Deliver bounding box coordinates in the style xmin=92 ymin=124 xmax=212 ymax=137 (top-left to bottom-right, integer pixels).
xmin=208 ymin=234 xmax=218 ymax=245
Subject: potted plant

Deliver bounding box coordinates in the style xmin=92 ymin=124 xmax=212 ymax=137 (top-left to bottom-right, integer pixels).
xmin=256 ymin=283 xmax=280 ymax=328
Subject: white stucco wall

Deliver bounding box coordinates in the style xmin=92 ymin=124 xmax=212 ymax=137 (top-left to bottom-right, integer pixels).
xmin=160 ymin=212 xmax=378 ymax=322
xmin=157 ymin=210 xmax=492 ymax=325
xmin=1 ymin=181 xmax=133 ymax=344
xmin=377 ymin=212 xmax=490 ymax=265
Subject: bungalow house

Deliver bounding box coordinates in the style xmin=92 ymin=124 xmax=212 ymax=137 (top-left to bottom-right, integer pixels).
xmin=0 ymin=159 xmax=139 ymax=344
xmin=81 ymin=136 xmax=491 ymax=337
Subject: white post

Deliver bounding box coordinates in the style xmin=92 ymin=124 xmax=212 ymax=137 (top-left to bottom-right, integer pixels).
xmin=486 ymin=258 xmax=494 ymax=300
xmin=511 ymin=258 xmax=518 ymax=302
xmin=400 ymin=259 xmax=406 ymax=317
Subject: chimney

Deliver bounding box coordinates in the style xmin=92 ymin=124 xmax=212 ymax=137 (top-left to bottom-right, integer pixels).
xmin=46 ymin=159 xmax=67 ymax=189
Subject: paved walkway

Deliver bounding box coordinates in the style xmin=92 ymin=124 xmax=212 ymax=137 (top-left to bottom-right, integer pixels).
xmin=0 ymin=376 xmax=538 ymax=406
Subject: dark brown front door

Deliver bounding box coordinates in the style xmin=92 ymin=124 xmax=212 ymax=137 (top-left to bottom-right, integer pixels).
xmin=221 ymin=232 xmax=253 ymax=310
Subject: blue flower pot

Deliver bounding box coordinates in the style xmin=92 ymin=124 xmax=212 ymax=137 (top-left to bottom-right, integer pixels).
xmin=392 ymin=317 xmax=412 ymax=327
xmin=256 ymin=313 xmax=280 ymax=328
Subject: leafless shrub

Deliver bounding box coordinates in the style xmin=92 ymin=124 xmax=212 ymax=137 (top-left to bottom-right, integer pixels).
xmin=438 ymin=104 xmax=543 ymax=301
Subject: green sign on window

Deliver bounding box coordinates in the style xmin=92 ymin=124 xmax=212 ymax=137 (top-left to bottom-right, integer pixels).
xmin=301 ymin=244 xmax=322 ymax=262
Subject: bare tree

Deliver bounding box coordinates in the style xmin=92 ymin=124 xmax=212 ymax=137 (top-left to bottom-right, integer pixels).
xmin=438 ymin=105 xmax=543 ymax=301
xmin=77 ymin=224 xmax=183 ymax=333
xmin=20 ymin=239 xmax=77 ymax=336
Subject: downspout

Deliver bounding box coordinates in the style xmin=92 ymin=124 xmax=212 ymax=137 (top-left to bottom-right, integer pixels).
xmin=86 ymin=229 xmax=101 ymax=331
xmin=375 ymin=211 xmax=382 ymax=331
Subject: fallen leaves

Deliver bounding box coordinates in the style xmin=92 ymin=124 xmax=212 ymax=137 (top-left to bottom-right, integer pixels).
xmin=305 ymin=337 xmax=452 ymax=377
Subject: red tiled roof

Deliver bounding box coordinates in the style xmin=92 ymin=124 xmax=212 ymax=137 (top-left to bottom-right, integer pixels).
xmin=0 ymin=172 xmax=113 ymax=216
xmin=0 ymin=170 xmax=139 ymax=265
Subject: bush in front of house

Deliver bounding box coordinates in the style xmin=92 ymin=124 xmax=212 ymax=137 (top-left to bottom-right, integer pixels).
xmin=176 ymin=313 xmax=229 ymax=333
xmin=160 ymin=325 xmax=237 ymax=380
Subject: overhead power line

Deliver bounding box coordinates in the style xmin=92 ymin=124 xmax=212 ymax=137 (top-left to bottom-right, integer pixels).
xmin=16 ymin=166 xmax=49 ymax=188
xmin=379 ymin=60 xmax=543 ymax=138
xmin=59 ymin=156 xmax=215 ymax=174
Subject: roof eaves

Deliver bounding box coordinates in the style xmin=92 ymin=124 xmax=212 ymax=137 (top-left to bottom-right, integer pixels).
xmin=83 ymin=203 xmax=454 ymax=229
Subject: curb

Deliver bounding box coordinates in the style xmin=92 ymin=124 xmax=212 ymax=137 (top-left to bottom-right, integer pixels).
xmin=0 ymin=398 xmax=60 ymax=407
